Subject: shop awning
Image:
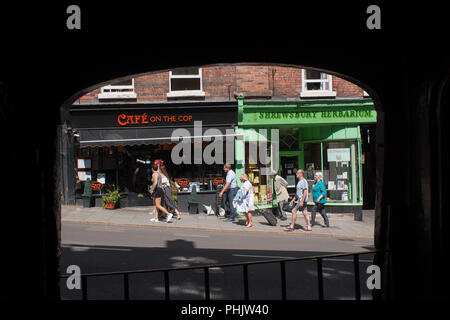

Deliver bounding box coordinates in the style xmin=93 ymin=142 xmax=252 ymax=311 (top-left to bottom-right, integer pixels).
xmin=78 ymin=126 xmax=241 ymax=147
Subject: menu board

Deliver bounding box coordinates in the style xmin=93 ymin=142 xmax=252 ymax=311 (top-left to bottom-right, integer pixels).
xmin=77 ymin=158 xmax=91 ymax=169
xmin=78 ymin=171 xmax=91 ymax=182
xmin=327 ymin=148 xmax=350 ymax=162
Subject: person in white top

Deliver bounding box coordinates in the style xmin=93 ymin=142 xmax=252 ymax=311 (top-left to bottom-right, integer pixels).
xmin=233 ymin=173 xmax=255 ymax=228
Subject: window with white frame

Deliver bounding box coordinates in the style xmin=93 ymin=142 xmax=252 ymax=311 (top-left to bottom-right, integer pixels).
xmin=300 ymin=69 xmax=336 ymax=98
xmin=98 ymin=78 xmax=137 ymax=100
xmin=167 ymin=67 xmax=205 ymax=98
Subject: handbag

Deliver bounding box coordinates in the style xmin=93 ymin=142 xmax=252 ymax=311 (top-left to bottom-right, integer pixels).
xmin=234 ymin=189 xmax=244 ymax=201
xmin=282 ymin=201 xmax=295 ymax=212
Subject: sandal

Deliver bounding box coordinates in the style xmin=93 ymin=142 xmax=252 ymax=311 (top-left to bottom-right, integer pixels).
xmin=305 ymin=226 xmax=312 ymax=231
xmin=284 ymin=226 xmax=294 ymax=231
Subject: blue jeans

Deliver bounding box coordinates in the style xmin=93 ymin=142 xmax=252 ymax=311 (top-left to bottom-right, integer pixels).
xmin=226 ymin=187 xmax=239 ymax=219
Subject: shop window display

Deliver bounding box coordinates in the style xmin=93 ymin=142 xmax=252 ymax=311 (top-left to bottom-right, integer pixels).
xmin=302 ymin=141 xmax=358 ymax=203
xmin=244 ymin=141 xmax=273 ymax=207
xmin=322 ymin=141 xmax=357 ymax=203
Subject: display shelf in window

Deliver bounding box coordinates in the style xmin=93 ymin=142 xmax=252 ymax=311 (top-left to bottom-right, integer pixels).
xmin=246 ymin=163 xmax=272 ymax=207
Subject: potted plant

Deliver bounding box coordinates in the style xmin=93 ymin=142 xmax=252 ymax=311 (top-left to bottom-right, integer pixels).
xmin=82 ymin=178 xmax=93 ymax=208
xmin=188 ymin=185 xmax=199 ymax=214
xmin=102 ymin=186 xmax=122 ymax=209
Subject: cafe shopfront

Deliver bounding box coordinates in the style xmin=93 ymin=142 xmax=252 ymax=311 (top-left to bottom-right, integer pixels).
xmin=64 ymin=101 xmax=238 ymax=209
xmin=234 ymin=96 xmax=376 ymax=219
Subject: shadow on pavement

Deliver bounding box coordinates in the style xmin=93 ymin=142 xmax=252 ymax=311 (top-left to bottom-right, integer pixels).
xmin=60 ymin=239 xmax=376 ymax=300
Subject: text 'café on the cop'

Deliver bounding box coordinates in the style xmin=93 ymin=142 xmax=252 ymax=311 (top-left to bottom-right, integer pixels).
xmin=63 ymin=100 xmax=239 ymax=210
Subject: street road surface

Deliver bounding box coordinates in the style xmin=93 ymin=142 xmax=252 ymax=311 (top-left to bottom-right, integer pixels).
xmin=60 ymin=222 xmax=375 ymax=300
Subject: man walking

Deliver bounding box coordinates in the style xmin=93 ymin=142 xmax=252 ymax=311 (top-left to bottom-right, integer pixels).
xmin=285 ymin=169 xmax=312 ymax=231
xmin=272 ymin=170 xmax=289 ymax=220
xmin=219 ymin=163 xmax=239 ymax=221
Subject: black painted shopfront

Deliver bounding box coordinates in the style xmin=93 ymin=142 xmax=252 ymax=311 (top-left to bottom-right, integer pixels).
xmin=62 ymin=101 xmax=238 ymax=210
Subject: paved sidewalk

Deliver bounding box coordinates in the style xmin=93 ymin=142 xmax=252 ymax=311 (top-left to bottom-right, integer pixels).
xmin=61 ymin=205 xmax=374 ymax=240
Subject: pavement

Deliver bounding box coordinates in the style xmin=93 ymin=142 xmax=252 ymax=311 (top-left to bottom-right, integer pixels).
xmin=61 ymin=205 xmax=375 ymax=240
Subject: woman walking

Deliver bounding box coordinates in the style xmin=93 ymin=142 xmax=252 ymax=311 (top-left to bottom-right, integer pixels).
xmin=159 ymin=163 xmax=181 ymax=220
xmin=233 ymin=174 xmax=255 ymax=227
xmin=311 ymin=172 xmax=329 ymax=227
xmin=149 ymin=162 xmax=173 ymax=223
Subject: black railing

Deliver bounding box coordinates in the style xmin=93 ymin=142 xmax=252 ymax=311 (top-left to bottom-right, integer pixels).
xmin=59 ymin=249 xmax=391 ymax=300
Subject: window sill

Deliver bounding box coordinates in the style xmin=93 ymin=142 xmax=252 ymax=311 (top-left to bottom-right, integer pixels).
xmin=98 ymin=92 xmax=137 ymax=99
xmin=300 ymin=91 xmax=337 ymax=98
xmin=166 ymin=90 xmax=206 ymax=98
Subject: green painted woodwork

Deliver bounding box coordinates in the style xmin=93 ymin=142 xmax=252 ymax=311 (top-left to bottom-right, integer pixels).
xmin=235 ymin=97 xmax=376 ymax=208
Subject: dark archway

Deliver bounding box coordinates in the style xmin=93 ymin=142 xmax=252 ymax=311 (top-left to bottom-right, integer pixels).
xmin=1 ymin=3 xmax=449 ymax=301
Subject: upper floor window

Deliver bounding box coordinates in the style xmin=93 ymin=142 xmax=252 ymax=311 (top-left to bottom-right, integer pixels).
xmin=167 ymin=67 xmax=205 ymax=98
xmin=98 ymin=78 xmax=137 ymax=100
xmin=300 ymin=70 xmax=336 ymax=98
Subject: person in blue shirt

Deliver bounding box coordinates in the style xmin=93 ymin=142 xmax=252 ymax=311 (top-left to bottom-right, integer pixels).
xmin=219 ymin=163 xmax=239 ymax=221
xmin=311 ymin=172 xmax=329 ymax=228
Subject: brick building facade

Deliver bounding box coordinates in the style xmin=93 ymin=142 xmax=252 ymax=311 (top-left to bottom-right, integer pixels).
xmin=65 ymin=64 xmax=375 ymax=215
xmin=75 ymin=64 xmax=366 ymax=104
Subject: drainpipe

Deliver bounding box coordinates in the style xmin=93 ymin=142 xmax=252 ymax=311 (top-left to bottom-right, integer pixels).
xmin=272 ymin=69 xmax=276 ymax=97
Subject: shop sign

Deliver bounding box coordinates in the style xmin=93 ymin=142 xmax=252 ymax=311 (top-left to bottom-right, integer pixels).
xmin=242 ymin=106 xmax=376 ymax=125
xmin=257 ymin=109 xmax=374 ymax=121
xmin=117 ymin=113 xmax=193 ymax=126
xmin=70 ymin=104 xmax=237 ymax=129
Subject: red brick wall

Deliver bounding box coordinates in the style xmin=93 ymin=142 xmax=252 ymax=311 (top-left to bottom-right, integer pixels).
xmin=235 ymin=65 xmax=271 ymax=97
xmin=78 ymin=87 xmax=101 ymax=103
xmin=333 ymin=75 xmax=364 ymax=97
xmin=75 ymin=64 xmax=365 ymax=103
xmin=270 ymin=65 xmax=303 ymax=98
xmin=135 ymin=72 xmax=169 ymax=102
xmin=203 ymin=65 xmax=236 ymax=100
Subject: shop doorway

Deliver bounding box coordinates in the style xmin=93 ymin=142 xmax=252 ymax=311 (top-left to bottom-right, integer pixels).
xmin=280 ymin=154 xmax=299 ymax=190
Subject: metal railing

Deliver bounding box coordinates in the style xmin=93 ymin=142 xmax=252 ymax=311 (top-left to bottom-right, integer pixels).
xmin=59 ymin=249 xmax=391 ymax=300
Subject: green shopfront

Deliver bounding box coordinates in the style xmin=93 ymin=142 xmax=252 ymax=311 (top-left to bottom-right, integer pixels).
xmin=234 ymin=96 xmax=376 ymax=220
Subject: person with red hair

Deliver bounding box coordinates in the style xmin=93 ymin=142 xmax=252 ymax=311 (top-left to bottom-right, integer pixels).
xmin=149 ymin=162 xmax=173 ymax=223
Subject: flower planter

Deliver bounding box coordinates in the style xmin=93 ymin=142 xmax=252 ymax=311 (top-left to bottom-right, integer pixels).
xmin=104 ymin=202 xmax=116 ymax=209
xmin=82 ymin=196 xmax=93 ymax=208
xmin=188 ymin=202 xmax=199 ymax=214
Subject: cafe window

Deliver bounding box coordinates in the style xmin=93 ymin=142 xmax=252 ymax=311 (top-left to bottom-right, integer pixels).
xmin=98 ymin=78 xmax=137 ymax=100
xmin=167 ymin=67 xmax=205 ymax=98
xmin=170 ymin=139 xmax=231 ymax=192
xmin=300 ymin=69 xmax=336 ymax=98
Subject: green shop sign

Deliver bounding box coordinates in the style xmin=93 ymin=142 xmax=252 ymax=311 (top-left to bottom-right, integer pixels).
xmin=240 ymin=100 xmax=376 ymax=126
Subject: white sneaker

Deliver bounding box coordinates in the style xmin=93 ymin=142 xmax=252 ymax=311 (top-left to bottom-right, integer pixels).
xmin=150 ymin=218 xmax=159 ymax=222
xmin=167 ymin=213 xmax=173 ymax=222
